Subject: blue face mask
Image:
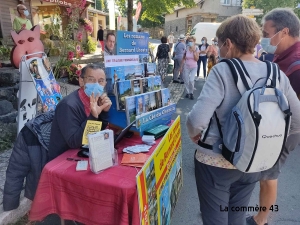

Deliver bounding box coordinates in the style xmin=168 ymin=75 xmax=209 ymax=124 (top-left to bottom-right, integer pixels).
xmin=188 ymin=42 xmax=194 ymax=47
xmin=201 ymin=40 xmax=205 ymax=44
xmin=260 ymin=31 xmax=281 ymax=54
xmin=24 ymin=10 xmax=29 ymax=17
xmin=84 ymin=83 xmax=104 ymax=97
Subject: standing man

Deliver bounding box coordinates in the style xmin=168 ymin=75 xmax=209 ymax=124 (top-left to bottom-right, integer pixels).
xmin=168 ymin=32 xmax=175 ymax=52
xmin=173 ymin=34 xmax=185 ymax=84
xmin=97 ymin=25 xmax=104 ymax=52
xmin=247 ymin=8 xmax=300 ymax=225
xmin=13 ymin=4 xmax=32 ymax=32
xmin=104 ymin=33 xmax=116 ymax=56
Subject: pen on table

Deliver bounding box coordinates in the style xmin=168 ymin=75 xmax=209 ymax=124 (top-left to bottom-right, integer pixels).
xmin=67 ymin=157 xmax=84 ymax=161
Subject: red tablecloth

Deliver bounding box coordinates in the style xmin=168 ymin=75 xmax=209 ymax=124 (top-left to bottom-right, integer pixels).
xmin=29 ymin=135 xmax=160 ymax=225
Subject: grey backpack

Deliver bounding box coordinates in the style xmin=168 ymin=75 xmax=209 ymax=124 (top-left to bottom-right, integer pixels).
xmin=199 ymin=58 xmax=292 ymax=172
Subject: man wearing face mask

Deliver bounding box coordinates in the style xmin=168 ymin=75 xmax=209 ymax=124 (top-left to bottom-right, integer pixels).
xmin=247 ymin=8 xmax=300 ymax=225
xmin=13 ymin=4 xmax=33 ymax=32
xmin=48 ymin=64 xmax=112 ymax=160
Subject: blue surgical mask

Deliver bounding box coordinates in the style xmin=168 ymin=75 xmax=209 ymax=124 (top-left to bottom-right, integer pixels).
xmin=84 ymin=83 xmax=104 ymax=97
xmin=189 ymin=42 xmax=194 ymax=47
xmin=260 ymin=31 xmax=281 ymax=54
xmin=24 ymin=10 xmax=29 ymax=17
xmin=201 ymin=40 xmax=205 ymax=44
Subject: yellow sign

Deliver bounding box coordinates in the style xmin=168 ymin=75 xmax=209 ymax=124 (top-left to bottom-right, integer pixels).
xmin=82 ymin=120 xmax=102 ymax=145
xmin=136 ymin=116 xmax=182 ymax=225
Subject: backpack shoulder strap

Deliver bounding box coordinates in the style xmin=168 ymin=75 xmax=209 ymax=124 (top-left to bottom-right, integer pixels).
xmin=220 ymin=58 xmax=252 ymax=95
xmin=265 ymin=61 xmax=280 ymax=88
xmin=285 ymin=60 xmax=300 ymax=76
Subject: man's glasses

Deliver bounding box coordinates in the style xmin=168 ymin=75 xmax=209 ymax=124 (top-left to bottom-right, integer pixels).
xmin=84 ymin=76 xmax=106 ymax=84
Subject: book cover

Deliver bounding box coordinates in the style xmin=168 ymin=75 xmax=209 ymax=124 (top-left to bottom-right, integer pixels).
xmin=143 ymin=76 xmax=155 ymax=93
xmin=139 ymin=54 xmax=149 ymax=63
xmin=144 ymin=93 xmax=150 ymax=113
xmin=155 ymin=90 xmax=162 ymax=108
xmin=121 ymin=153 xmax=149 ymax=167
xmin=105 ymin=66 xmax=125 ymax=95
xmin=131 ymin=79 xmax=143 ymax=95
xmin=133 ymin=63 xmax=145 ymax=78
xmin=149 ymin=91 xmax=158 ymax=111
xmin=124 ymin=65 xmax=136 ymax=80
xmin=146 ymin=63 xmax=157 ymax=76
xmin=116 ymin=80 xmax=132 ymax=110
xmin=153 ymin=75 xmax=162 ymax=90
xmin=136 ymin=95 xmax=145 ymax=116
xmin=161 ymin=88 xmax=171 ymax=107
xmin=125 ymin=96 xmax=137 ymax=124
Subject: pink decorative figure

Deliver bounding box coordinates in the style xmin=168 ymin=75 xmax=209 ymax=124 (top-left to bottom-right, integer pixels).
xmin=10 ymin=25 xmax=44 ymax=69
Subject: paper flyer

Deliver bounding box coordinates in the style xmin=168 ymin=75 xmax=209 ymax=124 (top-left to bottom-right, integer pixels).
xmin=82 ymin=120 xmax=102 ymax=145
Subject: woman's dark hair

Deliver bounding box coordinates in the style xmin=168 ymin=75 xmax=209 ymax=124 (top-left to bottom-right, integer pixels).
xmin=161 ymin=36 xmax=167 ymax=43
xmin=209 ymin=54 xmax=217 ymax=65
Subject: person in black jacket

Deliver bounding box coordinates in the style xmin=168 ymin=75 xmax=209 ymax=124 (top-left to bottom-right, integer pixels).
xmin=48 ymin=64 xmax=112 ymax=160
xmin=4 ymin=111 xmax=54 ymax=211
xmin=97 ymin=25 xmax=104 ymax=51
xmin=196 ymin=37 xmax=209 ymax=80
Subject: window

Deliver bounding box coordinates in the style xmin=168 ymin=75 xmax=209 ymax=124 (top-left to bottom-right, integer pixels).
xmin=222 ymin=0 xmax=231 ymax=5
xmin=176 ymin=11 xmax=179 ymax=17
xmin=176 ymin=26 xmax=178 ymax=32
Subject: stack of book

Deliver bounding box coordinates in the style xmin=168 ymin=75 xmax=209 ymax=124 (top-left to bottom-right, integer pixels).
xmin=121 ymin=153 xmax=150 ymax=168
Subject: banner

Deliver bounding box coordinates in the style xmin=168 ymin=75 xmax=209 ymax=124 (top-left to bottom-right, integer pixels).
xmin=104 ymin=55 xmax=140 ymax=67
xmin=136 ymin=116 xmax=183 ymax=225
xmin=116 ymin=31 xmax=149 ymax=55
xmin=135 ymin=2 xmax=142 ymax=22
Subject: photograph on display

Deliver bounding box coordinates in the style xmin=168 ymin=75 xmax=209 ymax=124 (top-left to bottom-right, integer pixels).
xmin=26 ymin=58 xmax=62 ymax=112
xmin=116 ymin=80 xmax=132 ymax=110
xmin=131 ymin=79 xmax=143 ymax=95
xmin=105 ymin=66 xmax=125 ymax=95
xmin=154 ymin=76 xmax=162 ymax=90
xmin=160 ymin=180 xmax=171 ymax=225
xmin=146 ymin=63 xmax=157 ymax=76
xmin=161 ymin=88 xmax=171 ymax=107
xmin=125 ymin=96 xmax=137 ymax=124
xmin=136 ymin=95 xmax=145 ymax=116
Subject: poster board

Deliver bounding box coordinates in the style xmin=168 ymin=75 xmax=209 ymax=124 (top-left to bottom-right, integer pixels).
xmin=17 ymin=52 xmax=62 ymax=133
xmin=17 ymin=56 xmax=38 ymax=133
xmin=136 ymin=116 xmax=183 ymax=225
xmin=116 ymin=31 xmax=149 ymax=55
xmin=24 ymin=55 xmax=62 ymax=112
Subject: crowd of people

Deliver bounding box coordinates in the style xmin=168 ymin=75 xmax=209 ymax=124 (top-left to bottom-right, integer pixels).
xmin=2 ymin=5 xmax=300 ymax=225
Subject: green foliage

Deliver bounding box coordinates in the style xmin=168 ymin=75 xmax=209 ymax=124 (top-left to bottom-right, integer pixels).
xmin=242 ymin=0 xmax=299 ymax=23
xmin=115 ymin=0 xmax=127 ymax=16
xmin=0 ymin=37 xmax=12 ymax=60
xmin=83 ymin=36 xmax=97 ymax=53
xmin=141 ymin=0 xmax=195 ymax=23
xmin=95 ymin=0 xmax=109 ymax=12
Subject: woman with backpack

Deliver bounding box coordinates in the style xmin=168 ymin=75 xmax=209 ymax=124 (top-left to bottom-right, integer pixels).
xmin=186 ymin=15 xmax=300 ymax=225
xmin=179 ymin=36 xmax=200 ymax=100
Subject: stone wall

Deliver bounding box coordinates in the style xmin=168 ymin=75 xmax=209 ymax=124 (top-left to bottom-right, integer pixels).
xmin=164 ymin=18 xmax=187 ymax=40
xmin=0 ymin=68 xmax=19 ymax=151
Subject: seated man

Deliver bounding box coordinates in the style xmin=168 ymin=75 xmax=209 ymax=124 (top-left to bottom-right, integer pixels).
xmin=48 ymin=64 xmax=112 ymax=160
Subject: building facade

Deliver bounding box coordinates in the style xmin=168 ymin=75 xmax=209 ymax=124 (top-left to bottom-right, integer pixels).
xmin=164 ymin=0 xmax=242 ymax=38
xmin=0 ymin=0 xmax=107 ymax=42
